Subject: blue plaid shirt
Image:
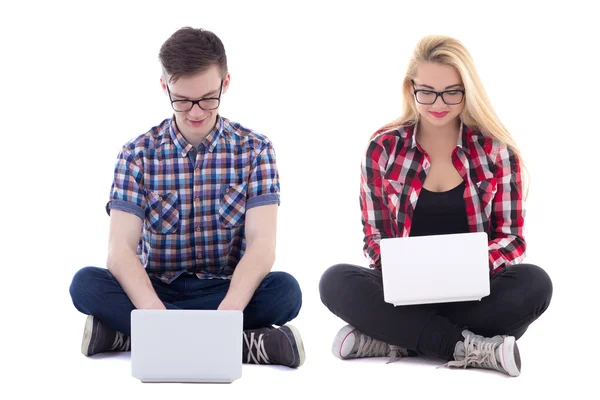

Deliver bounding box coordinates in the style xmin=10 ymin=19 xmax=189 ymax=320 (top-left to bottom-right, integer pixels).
xmin=106 ymin=116 xmax=280 ymax=283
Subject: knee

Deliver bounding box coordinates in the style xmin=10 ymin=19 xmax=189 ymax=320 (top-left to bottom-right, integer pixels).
xmin=516 ymin=264 xmax=553 ymax=308
xmin=265 ymin=271 xmax=302 ymax=310
xmin=69 ymin=266 xmax=110 ymax=304
xmin=319 ymin=264 xmax=355 ymax=304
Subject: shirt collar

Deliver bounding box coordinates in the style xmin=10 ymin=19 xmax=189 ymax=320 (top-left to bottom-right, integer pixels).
xmin=201 ymin=116 xmax=224 ymax=153
xmin=406 ymin=123 xmax=420 ymax=151
xmin=457 ymin=121 xmax=469 ymax=150
xmin=162 ymin=116 xmax=224 ymax=157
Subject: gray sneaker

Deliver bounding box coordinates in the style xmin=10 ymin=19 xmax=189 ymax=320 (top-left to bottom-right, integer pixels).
xmin=81 ymin=315 xmax=131 ymax=357
xmin=332 ymin=325 xmax=410 ymax=363
xmin=443 ymin=330 xmax=521 ymax=377
xmin=243 ymin=325 xmax=305 ymax=368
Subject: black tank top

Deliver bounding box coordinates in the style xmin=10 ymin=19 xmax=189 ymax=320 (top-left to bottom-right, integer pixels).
xmin=409 ymin=181 xmax=470 ymax=237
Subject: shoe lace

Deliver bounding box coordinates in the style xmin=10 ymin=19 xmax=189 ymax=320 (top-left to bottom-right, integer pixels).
xmin=244 ymin=332 xmax=270 ymax=364
xmin=355 ymin=333 xmax=407 ymax=363
xmin=386 ymin=345 xmax=409 ymax=364
xmin=110 ymin=331 xmax=131 ymax=352
xmin=443 ymin=332 xmax=504 ymax=373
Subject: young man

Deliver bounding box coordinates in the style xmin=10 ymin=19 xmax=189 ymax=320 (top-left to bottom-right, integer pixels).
xmin=69 ymin=27 xmax=305 ymax=368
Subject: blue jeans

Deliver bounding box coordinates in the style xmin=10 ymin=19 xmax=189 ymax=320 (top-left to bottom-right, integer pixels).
xmin=69 ymin=267 xmax=302 ymax=336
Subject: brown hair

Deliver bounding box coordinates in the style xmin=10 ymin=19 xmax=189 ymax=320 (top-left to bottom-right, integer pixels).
xmin=159 ymin=27 xmax=227 ymax=83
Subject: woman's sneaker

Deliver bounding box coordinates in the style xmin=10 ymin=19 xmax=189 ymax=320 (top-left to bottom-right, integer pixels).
xmin=443 ymin=330 xmax=521 ymax=377
xmin=332 ymin=325 xmax=410 ymax=363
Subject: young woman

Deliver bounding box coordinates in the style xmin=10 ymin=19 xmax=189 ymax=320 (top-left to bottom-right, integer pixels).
xmin=319 ymin=35 xmax=552 ymax=377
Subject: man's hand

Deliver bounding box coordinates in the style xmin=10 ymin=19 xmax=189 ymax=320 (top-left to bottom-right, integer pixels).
xmin=217 ymin=297 xmax=246 ymax=311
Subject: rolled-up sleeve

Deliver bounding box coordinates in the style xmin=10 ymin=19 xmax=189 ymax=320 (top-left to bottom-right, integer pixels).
xmin=246 ymin=142 xmax=280 ymax=210
xmin=105 ymin=148 xmax=146 ymax=220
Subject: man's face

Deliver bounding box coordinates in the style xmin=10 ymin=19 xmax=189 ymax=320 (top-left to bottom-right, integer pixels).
xmin=161 ymin=64 xmax=230 ymax=140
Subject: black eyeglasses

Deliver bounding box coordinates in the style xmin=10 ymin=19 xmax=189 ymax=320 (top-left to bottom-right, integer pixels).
xmin=166 ymin=79 xmax=224 ymax=112
xmin=413 ymin=85 xmax=465 ymax=105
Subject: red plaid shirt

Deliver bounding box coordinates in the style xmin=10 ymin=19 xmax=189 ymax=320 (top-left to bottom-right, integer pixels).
xmin=360 ymin=122 xmax=526 ymax=275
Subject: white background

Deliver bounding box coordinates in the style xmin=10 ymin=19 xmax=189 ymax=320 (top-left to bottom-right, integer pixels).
xmin=2 ymin=0 xmax=598 ymax=398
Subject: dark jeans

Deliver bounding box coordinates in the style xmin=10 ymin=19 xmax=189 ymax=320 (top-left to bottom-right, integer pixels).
xmin=70 ymin=267 xmax=302 ymax=336
xmin=319 ymin=263 xmax=552 ymax=361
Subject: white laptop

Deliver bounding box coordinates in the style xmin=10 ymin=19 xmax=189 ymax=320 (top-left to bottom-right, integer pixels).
xmin=380 ymin=232 xmax=490 ymax=306
xmin=131 ymin=309 xmax=243 ymax=383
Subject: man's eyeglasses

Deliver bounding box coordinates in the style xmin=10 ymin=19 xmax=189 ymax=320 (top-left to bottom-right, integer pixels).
xmin=166 ymin=79 xmax=224 ymax=112
xmin=413 ymin=85 xmax=465 ymax=105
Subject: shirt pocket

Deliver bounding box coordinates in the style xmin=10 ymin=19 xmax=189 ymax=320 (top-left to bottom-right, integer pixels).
xmin=382 ymin=178 xmax=404 ymax=220
xmin=145 ymin=190 xmax=180 ymax=234
xmin=475 ymin=178 xmax=497 ymax=218
xmin=218 ymin=183 xmax=247 ymax=229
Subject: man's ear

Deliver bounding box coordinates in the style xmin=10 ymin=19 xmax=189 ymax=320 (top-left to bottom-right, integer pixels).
xmin=221 ymin=72 xmax=231 ymax=95
xmin=160 ymin=75 xmax=169 ymax=95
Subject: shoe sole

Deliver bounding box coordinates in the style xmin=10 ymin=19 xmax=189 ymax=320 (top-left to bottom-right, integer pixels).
xmin=284 ymin=324 xmax=305 ymax=368
xmin=81 ymin=315 xmax=95 ymax=356
xmin=331 ymin=324 xmax=355 ymax=359
xmin=500 ymin=336 xmax=521 ymax=377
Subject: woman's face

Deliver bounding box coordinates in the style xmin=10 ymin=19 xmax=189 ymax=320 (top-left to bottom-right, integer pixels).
xmin=412 ymin=62 xmax=465 ymax=129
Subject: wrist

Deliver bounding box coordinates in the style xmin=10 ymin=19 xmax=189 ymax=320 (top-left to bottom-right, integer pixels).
xmin=218 ymin=296 xmax=246 ymax=311
xmin=138 ymin=298 xmax=166 ymax=310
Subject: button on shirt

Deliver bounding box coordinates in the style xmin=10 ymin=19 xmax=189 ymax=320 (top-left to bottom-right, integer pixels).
xmin=106 ymin=116 xmax=280 ymax=283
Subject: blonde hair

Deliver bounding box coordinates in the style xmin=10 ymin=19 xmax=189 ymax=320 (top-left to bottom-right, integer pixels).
xmin=378 ymin=35 xmax=529 ymax=196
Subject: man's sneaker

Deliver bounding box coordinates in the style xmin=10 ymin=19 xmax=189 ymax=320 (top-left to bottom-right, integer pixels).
xmin=243 ymin=325 xmax=305 ymax=368
xmin=332 ymin=325 xmax=410 ymax=363
xmin=443 ymin=330 xmax=521 ymax=377
xmin=81 ymin=315 xmax=131 ymax=357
